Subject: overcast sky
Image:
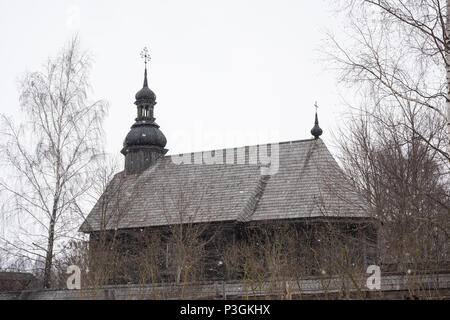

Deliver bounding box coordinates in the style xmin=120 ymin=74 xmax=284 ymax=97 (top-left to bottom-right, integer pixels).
xmin=0 ymin=0 xmax=349 ymax=157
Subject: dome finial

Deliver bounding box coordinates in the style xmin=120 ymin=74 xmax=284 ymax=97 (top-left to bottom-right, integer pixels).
xmin=135 ymin=46 xmax=156 ymax=103
xmin=311 ymin=101 xmax=323 ymax=139
xmin=140 ymin=47 xmax=150 ymax=87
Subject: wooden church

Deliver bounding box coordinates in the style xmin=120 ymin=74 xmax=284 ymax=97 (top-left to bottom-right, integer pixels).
xmin=80 ymin=52 xmax=378 ymax=283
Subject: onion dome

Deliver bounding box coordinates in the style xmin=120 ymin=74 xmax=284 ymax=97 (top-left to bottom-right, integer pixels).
xmin=123 ymin=121 xmax=167 ymax=149
xmin=135 ymin=68 xmax=156 ymax=105
xmin=311 ymin=112 xmax=323 ymax=139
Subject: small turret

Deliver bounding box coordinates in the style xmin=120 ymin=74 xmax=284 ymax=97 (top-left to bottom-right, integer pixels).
xmin=121 ymin=47 xmax=168 ymax=175
xmin=311 ymin=102 xmax=323 ymax=139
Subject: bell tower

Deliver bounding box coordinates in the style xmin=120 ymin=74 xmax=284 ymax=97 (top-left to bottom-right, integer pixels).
xmin=121 ymin=47 xmax=168 ymax=175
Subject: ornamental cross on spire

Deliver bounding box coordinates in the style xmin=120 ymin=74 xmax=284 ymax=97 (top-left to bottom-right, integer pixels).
xmin=140 ymin=47 xmax=150 ymax=67
xmin=314 ymin=101 xmax=319 ymax=111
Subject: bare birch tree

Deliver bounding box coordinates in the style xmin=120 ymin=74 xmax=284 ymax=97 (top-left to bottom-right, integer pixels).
xmin=327 ymin=0 xmax=450 ymax=160
xmin=0 ymin=37 xmax=108 ymax=288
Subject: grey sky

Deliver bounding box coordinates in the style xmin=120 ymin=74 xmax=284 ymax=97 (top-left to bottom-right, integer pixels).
xmin=0 ymin=0 xmax=347 ymax=157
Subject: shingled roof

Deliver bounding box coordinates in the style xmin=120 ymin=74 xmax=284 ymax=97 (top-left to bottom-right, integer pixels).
xmin=80 ymin=138 xmax=371 ymax=233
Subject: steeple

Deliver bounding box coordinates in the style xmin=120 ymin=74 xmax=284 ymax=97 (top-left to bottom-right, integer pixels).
xmin=311 ymin=102 xmax=323 ymax=139
xmin=143 ymin=67 xmax=148 ymax=87
xmin=121 ymin=47 xmax=167 ymax=175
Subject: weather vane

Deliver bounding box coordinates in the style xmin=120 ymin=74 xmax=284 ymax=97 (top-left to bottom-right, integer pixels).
xmin=314 ymin=101 xmax=319 ymax=111
xmin=140 ymin=47 xmax=150 ymax=67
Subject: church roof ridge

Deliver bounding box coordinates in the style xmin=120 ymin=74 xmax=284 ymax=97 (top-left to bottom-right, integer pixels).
xmin=165 ymin=138 xmax=319 ymax=158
